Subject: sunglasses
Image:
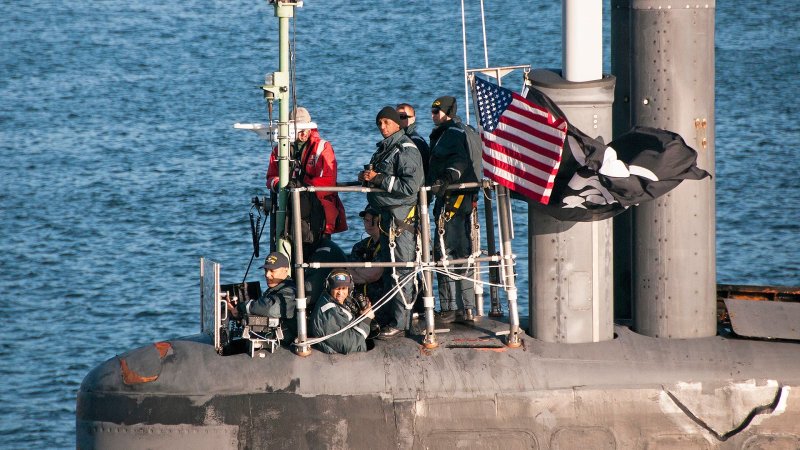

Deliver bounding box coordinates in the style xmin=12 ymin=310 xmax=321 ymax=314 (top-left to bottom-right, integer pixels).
xmin=399 ymin=114 xmax=414 ymax=119
xmin=431 ymin=108 xmax=441 ymax=114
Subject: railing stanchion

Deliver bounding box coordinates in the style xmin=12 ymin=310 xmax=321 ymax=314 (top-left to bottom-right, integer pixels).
xmin=291 ymin=188 xmax=312 ymax=356
xmin=472 ymin=199 xmax=484 ymax=317
xmin=483 ymin=181 xmax=502 ymax=317
xmin=496 ymin=185 xmax=521 ymax=347
xmin=418 ymin=187 xmax=438 ymax=349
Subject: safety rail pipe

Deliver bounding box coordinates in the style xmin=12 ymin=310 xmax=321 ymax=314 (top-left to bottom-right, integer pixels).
xmin=298 ymin=181 xmax=486 ymax=194
xmin=471 ymin=204 xmax=484 ymax=317
xmin=302 ymin=256 xmax=500 ymax=269
xmin=417 ymin=187 xmax=438 ymax=348
xmin=482 ymin=185 xmax=502 ymax=317
xmin=496 ymin=185 xmax=521 ymax=347
xmin=285 ymin=179 xmax=509 ymax=355
xmin=290 ymin=188 xmax=311 ymax=356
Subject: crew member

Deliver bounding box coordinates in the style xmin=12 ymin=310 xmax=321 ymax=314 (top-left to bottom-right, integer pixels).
xmin=266 ymin=107 xmax=347 ymax=238
xmin=396 ymin=103 xmax=430 ymax=179
xmin=348 ymin=204 xmax=387 ymax=325
xmin=226 ymin=251 xmax=297 ymax=341
xmin=396 ymin=103 xmax=431 ymax=319
xmin=304 ymin=234 xmax=348 ymax=310
xmin=429 ymin=96 xmax=477 ymax=323
xmin=358 ymin=106 xmax=424 ymax=339
xmin=309 ymin=270 xmax=374 ymax=354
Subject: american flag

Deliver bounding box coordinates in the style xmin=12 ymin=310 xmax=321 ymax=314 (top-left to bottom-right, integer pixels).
xmin=473 ymin=76 xmax=567 ymax=204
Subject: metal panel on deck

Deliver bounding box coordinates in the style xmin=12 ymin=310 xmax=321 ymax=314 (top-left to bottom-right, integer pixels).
xmin=725 ymin=299 xmax=800 ymax=341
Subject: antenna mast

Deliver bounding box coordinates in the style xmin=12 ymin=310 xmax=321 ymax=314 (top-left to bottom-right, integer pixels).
xmin=461 ymin=0 xmax=492 ymax=126
xmin=262 ymin=1 xmax=302 ymax=256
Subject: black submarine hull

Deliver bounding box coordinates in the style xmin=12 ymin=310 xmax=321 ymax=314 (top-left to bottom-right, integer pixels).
xmin=77 ymin=318 xmax=800 ymax=449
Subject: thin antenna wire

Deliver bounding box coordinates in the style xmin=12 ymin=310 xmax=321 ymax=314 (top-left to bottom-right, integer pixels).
xmin=460 ymin=0 xmax=470 ymax=125
xmin=480 ymin=0 xmax=489 ymax=67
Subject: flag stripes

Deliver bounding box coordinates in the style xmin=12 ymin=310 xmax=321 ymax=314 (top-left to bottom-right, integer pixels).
xmin=504 ymin=102 xmax=567 ymax=145
xmin=473 ymin=76 xmax=566 ymax=204
xmin=483 ymin=163 xmax=555 ymax=204
xmin=482 ymin=140 xmax=560 ymax=181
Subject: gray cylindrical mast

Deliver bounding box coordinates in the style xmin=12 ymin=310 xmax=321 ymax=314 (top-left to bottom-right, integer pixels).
xmin=528 ymin=71 xmax=616 ymax=344
xmin=527 ymin=1 xmax=615 ymax=344
xmin=611 ymin=0 xmax=716 ymax=338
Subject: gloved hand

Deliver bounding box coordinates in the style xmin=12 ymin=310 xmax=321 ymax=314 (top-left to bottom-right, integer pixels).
xmin=430 ymin=169 xmax=459 ymax=196
xmin=428 ymin=178 xmax=448 ymax=196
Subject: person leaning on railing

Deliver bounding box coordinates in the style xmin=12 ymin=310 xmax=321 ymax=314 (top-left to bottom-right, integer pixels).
xmin=428 ymin=96 xmax=478 ymax=324
xmin=358 ymin=107 xmax=424 ymax=340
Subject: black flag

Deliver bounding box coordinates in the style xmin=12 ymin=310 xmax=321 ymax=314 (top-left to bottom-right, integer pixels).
xmin=525 ymin=87 xmax=711 ymax=222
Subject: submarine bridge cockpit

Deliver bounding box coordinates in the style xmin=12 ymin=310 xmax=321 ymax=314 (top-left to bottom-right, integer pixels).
xmin=203 ymin=178 xmax=523 ymax=358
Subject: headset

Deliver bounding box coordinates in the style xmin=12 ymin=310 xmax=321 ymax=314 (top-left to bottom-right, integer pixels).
xmin=325 ymin=269 xmax=354 ymax=293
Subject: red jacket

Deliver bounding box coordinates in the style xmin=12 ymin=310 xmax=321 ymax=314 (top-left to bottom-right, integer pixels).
xmin=266 ymin=129 xmax=348 ymax=234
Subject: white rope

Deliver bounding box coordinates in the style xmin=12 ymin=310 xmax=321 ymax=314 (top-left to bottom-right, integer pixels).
xmin=479 ymin=0 xmax=489 ymax=68
xmin=294 ymin=261 xmax=515 ymax=348
xmin=297 ymin=269 xmax=419 ymax=346
xmin=426 ymin=266 xmax=509 ymax=290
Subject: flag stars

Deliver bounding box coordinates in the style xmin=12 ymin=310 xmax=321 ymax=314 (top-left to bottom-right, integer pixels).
xmin=474 ymin=77 xmax=514 ymax=132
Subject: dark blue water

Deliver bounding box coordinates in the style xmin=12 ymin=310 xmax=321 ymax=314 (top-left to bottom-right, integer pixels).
xmin=1 ymin=1 xmax=797 ymax=447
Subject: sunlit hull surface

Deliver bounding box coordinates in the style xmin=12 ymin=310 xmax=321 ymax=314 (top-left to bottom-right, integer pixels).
xmin=77 ymin=318 xmax=800 ymax=449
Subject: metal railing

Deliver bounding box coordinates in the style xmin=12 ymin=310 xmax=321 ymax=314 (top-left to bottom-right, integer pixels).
xmin=287 ymin=180 xmax=521 ymax=354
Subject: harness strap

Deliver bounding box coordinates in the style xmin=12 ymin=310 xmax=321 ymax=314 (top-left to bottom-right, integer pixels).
xmin=393 ymin=205 xmax=417 ymax=234
xmin=445 ymin=194 xmax=465 ymax=221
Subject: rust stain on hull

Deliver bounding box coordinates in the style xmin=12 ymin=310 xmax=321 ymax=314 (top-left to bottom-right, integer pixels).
xmin=119 ymin=342 xmax=172 ymax=385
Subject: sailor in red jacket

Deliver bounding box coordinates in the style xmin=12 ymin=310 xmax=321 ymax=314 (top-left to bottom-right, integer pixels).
xmin=266 ymin=107 xmax=347 ymax=236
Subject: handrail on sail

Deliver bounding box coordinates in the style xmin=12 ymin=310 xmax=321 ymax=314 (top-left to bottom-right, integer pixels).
xmin=285 ymin=179 xmax=519 ymax=354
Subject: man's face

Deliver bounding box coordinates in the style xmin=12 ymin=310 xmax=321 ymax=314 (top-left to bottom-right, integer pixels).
xmin=378 ymin=118 xmax=401 ymax=138
xmin=397 ymin=106 xmax=414 ymax=128
xmin=296 ymin=129 xmax=311 ymax=143
xmin=331 ymin=286 xmax=349 ymax=304
xmin=431 ymin=108 xmax=447 ymax=126
xmin=363 ymin=213 xmax=380 ymax=238
xmin=265 ymin=267 xmax=289 ymax=287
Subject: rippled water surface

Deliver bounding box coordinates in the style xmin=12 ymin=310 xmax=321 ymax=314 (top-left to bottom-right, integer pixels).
xmin=1 ymin=1 xmax=798 ymax=447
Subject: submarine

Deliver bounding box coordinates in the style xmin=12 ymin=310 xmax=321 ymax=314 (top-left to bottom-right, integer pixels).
xmin=76 ymin=1 xmax=800 ymax=449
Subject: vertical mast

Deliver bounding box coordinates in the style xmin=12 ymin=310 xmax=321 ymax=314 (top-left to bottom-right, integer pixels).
xmin=611 ymin=0 xmax=716 ymax=338
xmin=272 ymin=1 xmax=296 ymax=256
xmin=527 ymin=1 xmax=615 ymax=344
xmin=563 ymin=0 xmax=602 ymax=82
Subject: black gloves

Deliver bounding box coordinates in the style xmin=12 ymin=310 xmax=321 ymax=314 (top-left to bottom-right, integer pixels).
xmin=428 ymin=178 xmax=448 ymax=196
xmin=429 ymin=169 xmax=459 ymax=196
